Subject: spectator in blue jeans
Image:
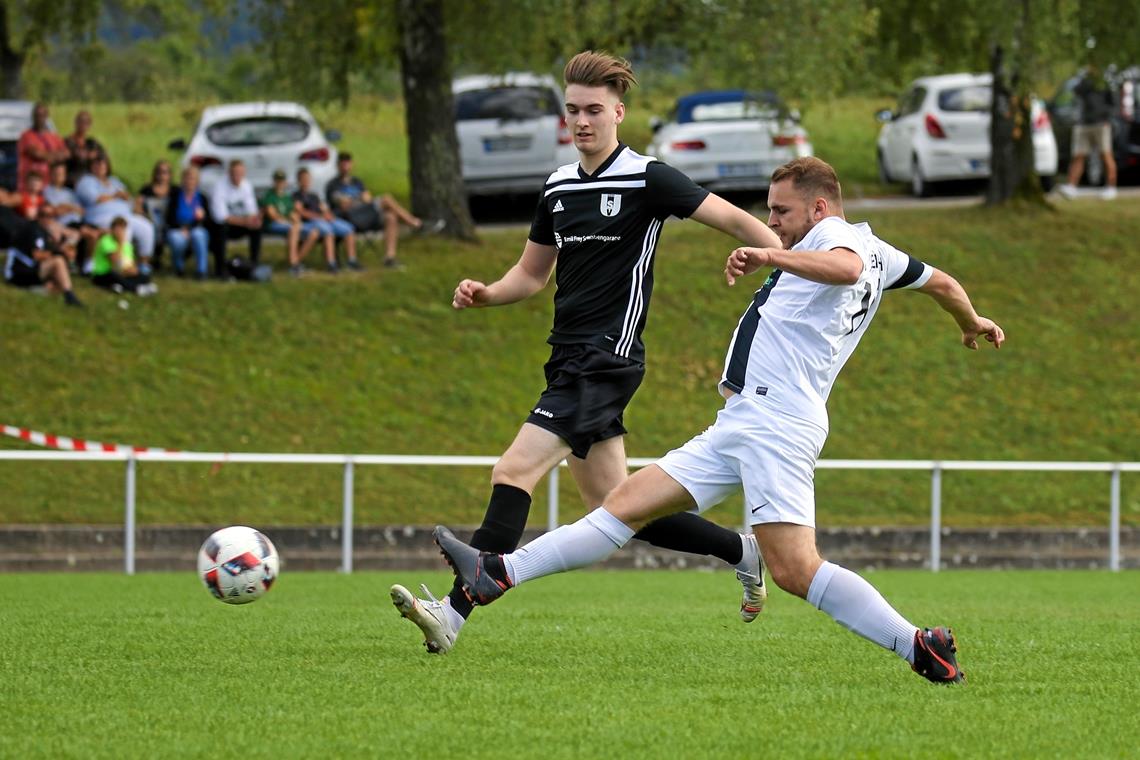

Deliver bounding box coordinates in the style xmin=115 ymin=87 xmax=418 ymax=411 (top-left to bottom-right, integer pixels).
xmin=294 ymin=167 xmax=359 ymax=272
xmin=165 ymin=165 xmax=210 ymax=279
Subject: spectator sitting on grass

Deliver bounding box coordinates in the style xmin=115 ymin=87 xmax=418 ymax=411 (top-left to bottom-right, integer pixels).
xmin=164 ymin=166 xmax=210 ymax=280
xmin=91 ymin=216 xmax=156 ymax=296
xmin=76 ymin=154 xmax=156 ymax=276
xmin=20 ymin=169 xmax=80 ymax=268
xmin=326 ymin=152 xmax=442 ymax=269
xmin=44 ymin=162 xmax=100 ymax=274
xmin=262 ymin=168 xmax=322 ymax=277
xmin=3 ymin=220 xmax=82 ymax=307
xmin=136 ymin=159 xmax=172 ymax=270
xmin=294 ymin=167 xmax=359 ymax=273
xmin=17 ymin=102 xmax=68 ymax=193
xmin=64 ymin=110 xmax=106 ymax=188
xmin=209 ymin=159 xmax=262 ymax=278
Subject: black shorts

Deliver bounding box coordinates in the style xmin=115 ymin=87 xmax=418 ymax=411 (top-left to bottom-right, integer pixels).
xmin=5 ymin=258 xmax=43 ymax=287
xmin=525 ymin=343 xmax=646 ymax=459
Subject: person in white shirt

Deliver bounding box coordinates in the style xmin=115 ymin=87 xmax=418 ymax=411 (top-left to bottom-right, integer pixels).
xmin=208 ymin=159 xmax=262 ymax=277
xmin=435 ymin=157 xmax=1005 ymax=685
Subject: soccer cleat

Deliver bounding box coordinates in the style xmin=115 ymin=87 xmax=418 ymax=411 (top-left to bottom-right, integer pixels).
xmin=911 ymin=626 xmax=965 ymax=684
xmin=433 ymin=526 xmax=513 ymax=606
xmin=390 ymin=583 xmax=459 ymax=654
xmin=737 ymin=533 xmax=767 ymax=623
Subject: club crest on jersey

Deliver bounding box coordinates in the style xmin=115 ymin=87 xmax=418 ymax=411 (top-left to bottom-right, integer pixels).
xmin=599 ymin=193 xmax=621 ymax=217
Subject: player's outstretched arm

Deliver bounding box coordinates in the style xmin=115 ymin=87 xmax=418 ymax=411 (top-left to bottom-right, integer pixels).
xmin=690 ymin=194 xmax=782 ymax=250
xmin=453 ymin=240 xmax=557 ymax=310
xmin=917 ymin=269 xmax=1005 ymax=350
xmin=725 ymin=246 xmax=863 ymax=286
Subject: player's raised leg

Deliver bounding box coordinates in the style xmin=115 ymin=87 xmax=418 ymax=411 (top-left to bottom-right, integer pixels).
xmin=435 ymin=463 xmax=695 ymax=604
xmin=569 ymin=436 xmax=766 ymax=621
xmin=755 ymin=523 xmax=963 ymax=683
xmin=391 ymin=423 xmax=569 ymax=653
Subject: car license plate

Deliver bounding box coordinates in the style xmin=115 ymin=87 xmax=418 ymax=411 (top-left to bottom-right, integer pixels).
xmin=483 ymin=136 xmax=531 ymax=152
xmin=969 ymin=158 xmax=988 ymax=172
xmin=717 ymin=162 xmax=762 ymax=177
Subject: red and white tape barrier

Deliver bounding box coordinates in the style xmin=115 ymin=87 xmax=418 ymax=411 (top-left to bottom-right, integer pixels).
xmin=2 ymin=425 xmax=178 ymax=455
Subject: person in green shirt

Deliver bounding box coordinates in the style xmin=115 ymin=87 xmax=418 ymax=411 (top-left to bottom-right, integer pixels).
xmin=91 ymin=216 xmax=157 ymax=296
xmin=262 ymin=169 xmax=322 ymax=277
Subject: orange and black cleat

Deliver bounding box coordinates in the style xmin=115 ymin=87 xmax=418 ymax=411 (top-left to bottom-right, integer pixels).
xmin=912 ymin=627 xmax=965 ymax=684
xmin=433 ymin=526 xmax=514 ymax=606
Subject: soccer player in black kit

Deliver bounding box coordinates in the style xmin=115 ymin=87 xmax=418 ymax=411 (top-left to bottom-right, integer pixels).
xmin=391 ymin=51 xmax=784 ymax=654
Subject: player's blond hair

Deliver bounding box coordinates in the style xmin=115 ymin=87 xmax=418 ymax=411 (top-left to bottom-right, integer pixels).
xmin=564 ymin=51 xmax=637 ymax=96
xmin=771 ymin=157 xmax=843 ymax=206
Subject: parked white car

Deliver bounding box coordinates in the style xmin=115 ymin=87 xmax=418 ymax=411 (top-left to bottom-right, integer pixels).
xmin=168 ymin=102 xmax=341 ymax=195
xmin=645 ymin=90 xmax=812 ymax=191
xmin=876 ymin=73 xmax=1058 ymax=196
xmin=453 ymin=73 xmax=577 ymax=196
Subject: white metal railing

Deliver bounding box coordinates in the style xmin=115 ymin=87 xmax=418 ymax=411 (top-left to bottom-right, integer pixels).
xmin=0 ymin=450 xmax=1135 ymax=574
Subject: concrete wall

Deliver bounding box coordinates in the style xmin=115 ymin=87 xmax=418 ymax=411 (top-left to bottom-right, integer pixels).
xmin=1 ymin=524 xmax=1136 ymax=572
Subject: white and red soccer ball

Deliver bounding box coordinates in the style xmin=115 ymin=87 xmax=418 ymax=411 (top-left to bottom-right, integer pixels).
xmin=197 ymin=526 xmax=280 ymax=604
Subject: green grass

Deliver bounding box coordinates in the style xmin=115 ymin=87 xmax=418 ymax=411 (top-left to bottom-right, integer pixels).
xmin=1 ymin=570 xmax=1136 ymax=758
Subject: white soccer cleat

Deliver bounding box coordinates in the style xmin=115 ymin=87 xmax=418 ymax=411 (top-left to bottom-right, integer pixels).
xmin=1057 ymin=183 xmax=1078 ymax=200
xmin=1102 ymin=186 xmax=1117 ymax=200
xmin=736 ymin=533 xmax=767 ymax=623
xmin=390 ymin=583 xmax=459 ymax=654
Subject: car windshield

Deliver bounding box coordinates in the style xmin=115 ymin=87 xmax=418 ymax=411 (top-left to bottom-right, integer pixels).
xmin=455 ymin=86 xmax=560 ymax=121
xmin=689 ymin=99 xmax=782 ymax=122
xmin=938 ymin=85 xmax=991 ymax=113
xmin=205 ymin=117 xmax=311 ymax=147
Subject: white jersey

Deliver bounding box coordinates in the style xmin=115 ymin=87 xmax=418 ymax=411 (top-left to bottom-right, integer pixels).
xmin=719 ymin=216 xmax=932 ymax=431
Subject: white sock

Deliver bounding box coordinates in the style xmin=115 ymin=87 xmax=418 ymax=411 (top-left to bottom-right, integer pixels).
xmin=806 ymin=561 xmax=919 ymax=662
xmin=503 ymin=507 xmax=634 ymax=586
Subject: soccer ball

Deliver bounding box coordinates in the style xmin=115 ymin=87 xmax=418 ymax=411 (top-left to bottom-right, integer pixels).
xmin=197 ymin=526 xmax=280 ymax=604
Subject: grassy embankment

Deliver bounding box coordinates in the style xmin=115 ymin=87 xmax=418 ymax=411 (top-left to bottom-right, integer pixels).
xmin=2 ymin=190 xmax=1137 ymax=527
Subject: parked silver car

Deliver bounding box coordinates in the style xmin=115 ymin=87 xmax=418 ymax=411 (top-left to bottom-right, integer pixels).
xmin=453 ymin=73 xmax=577 ymax=196
xmin=645 ymin=90 xmax=812 ymax=192
xmin=168 ymin=102 xmax=341 ymax=194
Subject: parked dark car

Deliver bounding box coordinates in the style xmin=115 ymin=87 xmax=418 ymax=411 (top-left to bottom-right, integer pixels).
xmin=1047 ymin=66 xmax=1140 ymax=185
xmin=0 ymin=100 xmax=39 ymax=191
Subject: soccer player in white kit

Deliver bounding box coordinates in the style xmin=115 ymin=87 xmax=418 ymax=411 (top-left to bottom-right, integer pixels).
xmin=435 ymin=156 xmax=1005 ymax=683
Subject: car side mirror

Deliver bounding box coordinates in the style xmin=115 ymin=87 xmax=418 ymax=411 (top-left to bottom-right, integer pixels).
xmin=649 ymin=116 xmax=663 ymax=133
xmin=167 ymin=138 xmax=186 ymax=151
xmin=325 ymin=129 xmax=342 ymax=143
xmin=874 ymin=109 xmax=894 ymax=123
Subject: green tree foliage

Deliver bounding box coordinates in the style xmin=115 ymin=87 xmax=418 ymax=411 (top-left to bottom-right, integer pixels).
xmin=0 ymin=0 xmax=100 ymax=97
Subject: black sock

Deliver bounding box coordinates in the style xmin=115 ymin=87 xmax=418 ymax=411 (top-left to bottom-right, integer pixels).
xmin=633 ymin=512 xmax=743 ymax=566
xmin=447 ymin=483 xmax=532 ymax=618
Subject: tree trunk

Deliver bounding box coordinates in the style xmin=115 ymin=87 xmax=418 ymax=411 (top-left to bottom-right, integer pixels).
xmin=0 ymin=0 xmax=25 ymax=98
xmin=397 ymin=0 xmax=476 ymax=240
xmin=985 ymin=3 xmax=1045 ymax=206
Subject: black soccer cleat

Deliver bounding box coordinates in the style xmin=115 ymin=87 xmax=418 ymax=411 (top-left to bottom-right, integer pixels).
xmin=433 ymin=526 xmax=513 ymax=606
xmin=911 ymin=626 xmax=965 ymax=684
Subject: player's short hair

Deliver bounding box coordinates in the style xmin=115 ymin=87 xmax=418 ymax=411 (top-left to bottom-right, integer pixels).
xmin=564 ymin=51 xmax=637 ymax=96
xmin=771 ymin=157 xmax=843 ymax=206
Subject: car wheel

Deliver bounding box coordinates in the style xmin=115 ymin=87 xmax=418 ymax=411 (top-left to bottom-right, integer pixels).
xmin=1039 ymin=174 xmax=1055 ymax=192
xmin=877 ymin=150 xmax=892 ymax=184
xmin=911 ymin=155 xmax=932 ymax=197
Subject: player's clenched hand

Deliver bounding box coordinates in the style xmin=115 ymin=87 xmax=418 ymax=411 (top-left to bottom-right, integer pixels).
xmin=724 ymin=247 xmax=776 ymax=286
xmin=453 ymin=279 xmax=490 ymax=309
xmin=961 ymin=317 xmax=1004 ymax=350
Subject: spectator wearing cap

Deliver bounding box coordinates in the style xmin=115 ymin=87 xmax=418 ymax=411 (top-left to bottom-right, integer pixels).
xmin=326 ymin=151 xmax=442 ymax=269
xmin=17 ymin=102 xmax=69 ymax=193
xmin=295 ymin=167 xmax=359 ymax=273
xmin=262 ymin=168 xmax=322 ymax=276
xmin=208 ymin=159 xmax=262 ymax=278
xmin=3 ymin=220 xmax=82 ymax=306
xmin=164 ymin=166 xmax=210 ymax=279
xmin=63 ymin=110 xmax=106 ymax=188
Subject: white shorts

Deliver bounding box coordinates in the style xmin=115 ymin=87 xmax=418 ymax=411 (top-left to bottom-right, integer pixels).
xmin=656 ymin=393 xmax=826 ymax=528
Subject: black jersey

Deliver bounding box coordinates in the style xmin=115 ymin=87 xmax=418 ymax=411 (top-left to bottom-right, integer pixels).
xmin=529 ymin=143 xmax=709 ymax=363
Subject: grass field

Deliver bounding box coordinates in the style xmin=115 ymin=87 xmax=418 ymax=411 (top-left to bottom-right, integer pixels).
xmin=2 ymin=569 xmax=1136 ymax=758
xmin=2 ymin=199 xmax=1138 ymax=528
